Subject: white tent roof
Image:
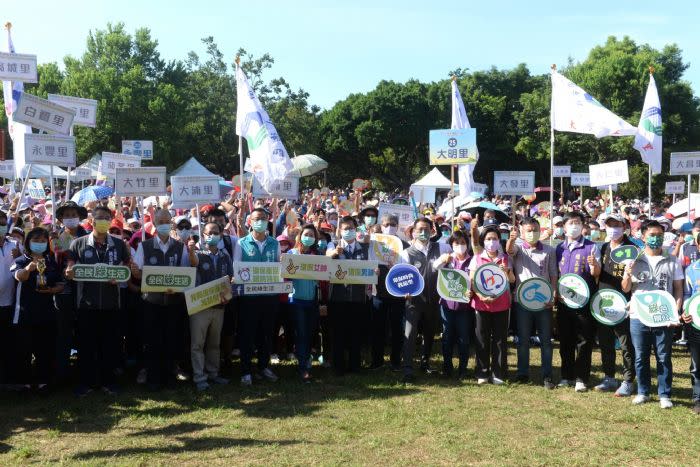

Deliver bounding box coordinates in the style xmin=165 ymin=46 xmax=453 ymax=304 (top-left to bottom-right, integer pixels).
xmin=412 ymin=168 xmax=454 ymax=189
xmin=169 ymin=157 xmax=220 ymax=179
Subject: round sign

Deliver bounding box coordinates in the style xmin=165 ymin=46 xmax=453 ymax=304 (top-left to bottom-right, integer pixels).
xmin=339 ymin=200 xmax=355 ymax=215
xmin=516 ymin=277 xmax=553 ymax=312
xmin=683 ymin=293 xmax=700 ymax=331
xmin=630 ymin=290 xmax=679 ymax=328
xmin=385 ymin=264 xmax=424 ymax=297
xmin=320 ymin=187 xmax=330 ymax=195
xmin=436 ymin=268 xmax=471 ymax=303
xmin=590 ymin=289 xmax=628 ymax=326
xmin=286 ymin=209 xmax=298 ymax=227
xmin=473 ymin=263 xmax=509 ymax=298
xmin=557 ymin=273 xmax=590 ymax=309
xmin=352 ymin=179 xmax=370 ymax=191
xmin=610 ymin=245 xmax=639 ymax=265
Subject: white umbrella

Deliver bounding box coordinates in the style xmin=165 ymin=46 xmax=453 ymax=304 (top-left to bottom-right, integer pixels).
xmin=290 ymin=154 xmax=328 ymax=177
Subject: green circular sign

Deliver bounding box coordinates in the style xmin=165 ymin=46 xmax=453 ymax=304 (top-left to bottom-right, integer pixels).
xmin=557 ymin=273 xmax=590 ymax=309
xmin=610 ymin=245 xmax=640 ymax=264
xmin=516 ymin=277 xmax=553 ymax=312
xmin=630 ymin=290 xmax=678 ymax=327
xmin=473 ymin=263 xmax=509 ymax=298
xmin=590 ymin=289 xmax=628 ymax=326
xmin=683 ymin=293 xmax=700 ymax=331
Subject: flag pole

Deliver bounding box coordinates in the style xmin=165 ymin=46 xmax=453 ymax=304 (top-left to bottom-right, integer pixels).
xmin=549 ymin=65 xmax=556 ymax=241
xmin=647 ymin=66 xmax=654 ymax=217
xmin=450 ymin=164 xmax=455 ymax=229
xmin=235 ymin=55 xmax=244 ymax=200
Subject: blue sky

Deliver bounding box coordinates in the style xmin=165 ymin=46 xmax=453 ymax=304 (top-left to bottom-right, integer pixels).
xmin=4 ymin=0 xmax=700 ymax=109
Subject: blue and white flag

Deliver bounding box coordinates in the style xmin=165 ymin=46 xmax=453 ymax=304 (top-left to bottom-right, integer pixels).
xmin=235 ymin=65 xmax=293 ymax=192
xmin=452 ymin=79 xmax=478 ymax=196
xmin=2 ymin=26 xmax=31 ymax=179
xmin=633 ymin=74 xmax=662 ymax=175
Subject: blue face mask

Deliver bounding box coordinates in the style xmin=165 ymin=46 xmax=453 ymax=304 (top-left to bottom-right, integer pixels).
xmin=318 ymin=240 xmax=328 ymax=251
xmin=156 ymin=224 xmax=171 ymax=236
xmin=301 ymin=235 xmax=315 ymax=247
xmin=206 ymin=234 xmax=220 ymax=246
xmin=342 ymin=229 xmax=356 ymax=241
xmin=252 ymin=220 xmax=267 ymax=233
xmin=417 ymin=231 xmax=429 ymax=242
xmin=0 ymin=225 xmax=7 ymax=236
xmin=30 ymin=241 xmax=47 ymax=254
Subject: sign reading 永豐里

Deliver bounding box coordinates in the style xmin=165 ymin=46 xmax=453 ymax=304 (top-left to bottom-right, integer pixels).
xmin=100 ymin=152 xmax=141 ymax=177
xmin=429 ymin=128 xmax=477 ymax=165
xmin=0 ymin=161 xmax=15 ymax=178
xmin=631 ymin=290 xmax=679 ymax=327
xmin=664 ymin=181 xmax=685 ymax=195
xmin=670 ymin=152 xmax=700 ymax=175
xmin=27 ymin=178 xmax=45 ymax=199
xmin=436 ymin=268 xmax=470 ymax=303
xmin=141 ymin=266 xmax=197 ymax=292
xmin=184 ymin=276 xmax=233 ymax=315
xmin=571 ymin=172 xmax=590 ymax=186
xmin=171 ymin=175 xmax=220 ymax=207
xmin=493 ymin=171 xmax=535 ymax=196
xmin=329 ymin=259 xmax=378 ymax=285
xmin=47 ymin=94 xmax=98 ymax=128
xmin=115 ymin=167 xmax=167 ymax=197
xmin=14 ymin=92 xmax=76 ymax=135
xmin=385 ymin=264 xmax=425 ymax=297
xmin=24 ymin=133 xmax=76 ymax=166
xmin=252 ymin=174 xmax=299 ymax=200
xmin=553 ymin=165 xmax=571 ymax=177
xmin=280 ymin=254 xmax=331 ymax=281
xmin=122 ymin=140 xmax=154 ymax=160
xmin=589 ymin=160 xmax=629 ymax=187
xmin=370 ymin=234 xmax=404 ymax=265
xmin=233 ymin=262 xmax=282 ymax=284
xmin=590 ymin=289 xmax=628 ymax=326
xmin=72 ymin=264 xmax=131 ymax=282
xmin=0 ymin=52 xmax=37 ymax=83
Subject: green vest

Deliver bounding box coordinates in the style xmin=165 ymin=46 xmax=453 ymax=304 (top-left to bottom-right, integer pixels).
xmin=239 ymin=234 xmax=279 ymax=263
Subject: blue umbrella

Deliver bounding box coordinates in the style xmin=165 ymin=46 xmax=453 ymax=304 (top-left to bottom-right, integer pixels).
xmin=71 ymin=185 xmax=114 ymax=205
xmin=462 ymin=201 xmax=509 ymax=223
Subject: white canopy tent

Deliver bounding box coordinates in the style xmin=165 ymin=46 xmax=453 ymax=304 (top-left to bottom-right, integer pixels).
xmin=169 ymin=157 xmax=221 ymax=180
xmin=410 ymin=168 xmax=458 ymax=204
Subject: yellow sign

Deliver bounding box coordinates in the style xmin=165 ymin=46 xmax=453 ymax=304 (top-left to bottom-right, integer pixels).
xmin=280 ymin=253 xmax=332 ymax=281
xmin=184 ymin=275 xmax=232 ymax=315
xmin=370 ymin=234 xmax=404 ymax=265
xmin=329 ymin=259 xmax=379 ymax=285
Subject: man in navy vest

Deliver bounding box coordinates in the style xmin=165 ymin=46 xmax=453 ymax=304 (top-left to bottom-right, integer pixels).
xmin=233 ymin=207 xmax=281 ymax=386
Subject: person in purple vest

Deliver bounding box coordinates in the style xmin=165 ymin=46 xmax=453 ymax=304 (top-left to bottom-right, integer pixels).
xmin=555 ymin=211 xmax=601 ymax=393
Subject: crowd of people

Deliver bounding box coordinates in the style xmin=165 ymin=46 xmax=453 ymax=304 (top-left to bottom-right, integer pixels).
xmin=0 ymin=183 xmax=698 ymax=416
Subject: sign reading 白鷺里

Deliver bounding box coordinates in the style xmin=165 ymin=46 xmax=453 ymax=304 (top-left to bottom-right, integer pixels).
xmin=24 ymin=133 xmax=76 ymax=166
xmin=14 ymin=93 xmax=76 ymax=135
xmin=47 ymin=94 xmax=98 ymax=128
xmin=280 ymin=254 xmax=331 ymax=281
xmin=171 ymin=176 xmax=220 ymax=207
xmin=429 ymin=128 xmax=477 ymax=165
xmin=115 ymin=167 xmax=167 ymax=197
xmin=141 ymin=266 xmax=197 ymax=293
xmin=589 ymin=160 xmax=629 ymax=187
xmin=493 ymin=171 xmax=535 ymax=196
xmin=185 ymin=276 xmax=233 ymax=315
xmin=329 ymin=260 xmax=378 ymax=285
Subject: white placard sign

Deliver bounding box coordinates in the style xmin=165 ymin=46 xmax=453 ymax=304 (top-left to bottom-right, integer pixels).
xmin=252 ymin=175 xmax=299 ymax=200
xmin=0 ymin=52 xmax=38 ymax=83
xmin=493 ymin=171 xmax=535 ymax=195
xmin=378 ymin=202 xmax=416 ymax=232
xmin=553 ymin=165 xmax=571 ymax=177
xmin=27 ymin=179 xmax=45 ymax=199
xmin=71 ymin=167 xmax=92 ymax=179
xmin=571 ymin=172 xmax=590 ymax=186
xmin=116 ymin=167 xmax=167 ymax=197
xmin=24 ymin=133 xmax=76 ymax=166
xmin=13 ymin=92 xmax=76 ymax=135
xmin=589 ymin=160 xmax=629 ymax=187
xmin=0 ymin=161 xmax=15 ymax=179
xmin=665 ymin=181 xmax=685 ymax=195
xmin=122 ymin=140 xmax=154 ymax=160
xmin=100 ymin=152 xmax=141 ymax=177
xmin=171 ymin=175 xmax=220 ymax=207
xmin=670 ymin=152 xmax=700 ymax=175
xmin=47 ymin=94 xmax=98 ymax=128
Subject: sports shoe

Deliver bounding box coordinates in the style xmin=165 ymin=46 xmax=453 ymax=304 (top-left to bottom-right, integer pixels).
xmin=261 ymin=367 xmax=279 ymax=382
xmin=196 ymin=381 xmax=210 ymax=392
xmin=270 ymin=354 xmax=280 ymax=364
xmin=240 ymin=374 xmax=252 ymax=386
xmin=492 ymin=377 xmax=505 ymax=385
xmin=543 ymin=378 xmax=555 ymax=390
xmin=287 ymin=353 xmax=296 ymax=361
xmin=594 ymin=376 xmax=618 ymax=392
xmin=632 ymin=394 xmax=650 ymax=405
xmin=231 ymin=348 xmax=241 ymax=358
xmin=477 ymin=378 xmax=489 ymax=385
xmin=659 ymin=397 xmax=673 ymax=409
xmin=209 ymin=376 xmax=230 ymax=385
xmin=615 ymin=381 xmax=634 ymax=397
xmin=557 ymin=379 xmax=570 ymax=388
xmin=175 ymin=368 xmax=190 ymax=382
xmin=574 ymin=381 xmax=587 ymax=393
xmin=136 ymin=368 xmax=147 ymax=384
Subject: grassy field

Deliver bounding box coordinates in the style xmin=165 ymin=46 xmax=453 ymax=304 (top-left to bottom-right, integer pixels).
xmin=1 ymin=344 xmax=699 ymax=466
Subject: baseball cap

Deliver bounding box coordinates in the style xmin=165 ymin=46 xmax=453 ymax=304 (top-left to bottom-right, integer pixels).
xmin=604 ymin=213 xmax=625 ymax=225
xmin=483 ymin=218 xmax=499 ymax=227
xmin=552 ymin=216 xmax=564 ymax=226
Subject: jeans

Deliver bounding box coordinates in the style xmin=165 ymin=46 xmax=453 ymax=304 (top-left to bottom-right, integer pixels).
xmin=474 ymin=309 xmax=509 ymax=380
xmin=557 ymin=304 xmax=595 ymax=383
xmin=292 ymin=300 xmax=319 ymax=373
xmin=189 ymin=307 xmax=224 ymax=384
xmin=690 ymin=342 xmax=700 ymax=403
xmin=515 ymin=304 xmax=552 ymax=379
xmin=597 ymin=318 xmax=635 ymax=382
xmin=629 ymin=318 xmax=673 ymax=398
xmin=239 ymin=296 xmax=278 ymax=376
xmin=371 ymin=297 xmax=405 ymax=367
xmin=440 ymin=305 xmax=473 ymax=374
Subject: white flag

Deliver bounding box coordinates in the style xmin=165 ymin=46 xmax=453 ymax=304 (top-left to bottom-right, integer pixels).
xmin=633 ymin=74 xmax=662 ymax=175
xmin=235 ymin=65 xmax=292 ymax=192
xmin=452 ymin=79 xmax=479 ymax=195
xmin=2 ymin=27 xmax=31 ymax=179
xmin=551 ymin=70 xmax=637 ymax=138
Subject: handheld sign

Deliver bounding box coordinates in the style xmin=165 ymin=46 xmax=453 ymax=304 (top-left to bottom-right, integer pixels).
xmin=557 ymin=273 xmax=590 ymax=309
xmin=370 ymin=234 xmax=404 ymax=265
xmin=590 ymin=289 xmax=628 ymax=326
xmin=516 ymin=277 xmax=553 ymax=312
xmin=610 ymin=245 xmax=639 ymax=264
xmin=630 ymin=290 xmax=679 ymax=327
xmin=352 ymin=179 xmax=370 ymax=191
xmin=473 ymin=263 xmax=509 ymax=298
xmin=72 ymin=264 xmax=131 ymax=282
xmin=683 ymin=293 xmax=700 ymax=331
xmin=233 ymin=262 xmax=282 ymax=283
xmin=141 ymin=266 xmax=197 ymax=293
xmin=184 ymin=276 xmax=233 ymax=315
xmin=280 ymin=254 xmax=331 ymax=281
xmin=232 ymin=282 xmax=294 ymax=296
xmin=330 ymin=260 xmax=378 ymax=285
xmin=436 ymin=268 xmax=470 ymax=303
xmin=385 ymin=264 xmax=424 ymax=297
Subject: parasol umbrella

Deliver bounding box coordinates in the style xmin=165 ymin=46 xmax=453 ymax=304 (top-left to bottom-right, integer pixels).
xmin=534 ymin=187 xmax=560 ymax=204
xmin=219 ymin=180 xmax=234 ymax=198
xmin=462 ymin=201 xmax=510 ymax=224
xmin=289 ymin=154 xmax=328 ymax=177
xmin=71 ymin=185 xmax=113 ymax=205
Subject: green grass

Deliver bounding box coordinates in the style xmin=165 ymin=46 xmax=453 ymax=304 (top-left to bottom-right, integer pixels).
xmin=1 ymin=344 xmax=699 ymax=465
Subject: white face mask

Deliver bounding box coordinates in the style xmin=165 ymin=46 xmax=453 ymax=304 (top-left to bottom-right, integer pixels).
xmin=566 ymin=224 xmax=582 ymax=239
xmin=605 ymin=226 xmax=623 ymax=241
xmin=452 ymin=244 xmax=467 ymax=256
xmin=63 ymin=218 xmax=80 ymax=229
xmin=381 ymin=225 xmax=398 ymax=236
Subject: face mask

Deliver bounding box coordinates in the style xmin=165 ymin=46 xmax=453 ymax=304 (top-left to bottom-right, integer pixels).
xmin=342 ymin=229 xmax=356 ymax=242
xmin=453 ymin=244 xmax=467 ymax=256
xmin=417 ymin=231 xmax=429 ymax=242
xmin=566 ymin=224 xmax=582 ymax=239
xmin=524 ymin=230 xmax=540 ymax=245
xmin=0 ymin=225 xmax=7 ymax=237
xmin=30 ymin=241 xmax=47 ymax=254
xmin=364 ymin=216 xmax=376 ymax=226
xmin=94 ymin=219 xmax=111 ymax=234
xmin=205 ymin=234 xmax=220 ymax=246
xmin=484 ymin=239 xmax=499 ymax=252
xmin=442 ymin=230 xmax=451 ymax=238
xmin=645 ymin=235 xmax=663 ymax=250
xmin=584 ymin=235 xmax=591 ymax=241
xmin=252 ymin=220 xmax=267 ymax=233
xmin=629 ymin=214 xmax=638 ymax=221
xmin=382 ymin=225 xmax=398 ymax=236
xmin=63 ymin=218 xmax=80 ymax=229
xmin=500 ymin=233 xmax=508 ymax=241
xmin=318 ymin=240 xmax=328 ymax=251
xmin=156 ymin=224 xmax=171 ymax=236
xmin=590 ymin=230 xmax=601 ymax=241
xmin=554 ymin=227 xmax=564 ymax=237
xmin=606 ymin=226 xmax=623 ymax=241
xmin=685 ymin=234 xmax=694 ymax=243
xmin=301 ymin=235 xmax=316 ymax=247
xmin=178 ymin=229 xmax=191 ymax=240
xmin=329 ymin=219 xmax=338 ymax=227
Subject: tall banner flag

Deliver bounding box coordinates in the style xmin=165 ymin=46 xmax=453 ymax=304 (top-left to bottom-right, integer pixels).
xmin=633 ymin=73 xmax=662 ymax=175
xmin=2 ymin=23 xmax=31 ymax=179
xmin=452 ymin=78 xmax=479 ymax=195
xmin=235 ymin=63 xmax=293 ymax=192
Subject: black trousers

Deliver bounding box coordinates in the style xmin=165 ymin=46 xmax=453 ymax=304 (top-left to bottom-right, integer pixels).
xmin=143 ymin=302 xmax=179 ymax=387
xmin=0 ymin=306 xmax=13 ymax=383
xmin=371 ymin=297 xmax=405 ymax=367
xmin=77 ymin=308 xmax=120 ymax=387
xmin=239 ymin=296 xmax=278 ymax=376
xmin=474 ymin=309 xmax=509 ymax=380
xmin=331 ymin=301 xmax=363 ymax=374
xmin=12 ymin=322 xmax=56 ymax=385
xmin=598 ymin=318 xmax=635 ymax=382
xmin=557 ymin=305 xmax=595 ymax=383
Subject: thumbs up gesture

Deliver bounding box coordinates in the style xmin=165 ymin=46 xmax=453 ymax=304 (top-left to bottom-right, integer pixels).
xmin=587 ymin=250 xmax=600 ymax=276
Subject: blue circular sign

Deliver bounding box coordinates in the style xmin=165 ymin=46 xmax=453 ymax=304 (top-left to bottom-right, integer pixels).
xmin=385 ymin=264 xmax=425 ymax=297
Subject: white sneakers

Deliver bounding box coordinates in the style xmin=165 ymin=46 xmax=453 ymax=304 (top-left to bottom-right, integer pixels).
xmin=557 ymin=379 xmax=570 ymax=388
xmin=659 ymin=398 xmax=673 ymax=409
xmin=574 ymin=381 xmax=588 ymax=393
xmin=594 ymin=377 xmax=618 ymax=392
xmin=632 ymin=394 xmax=650 ymax=405
xmin=491 ymin=377 xmax=505 ymax=385
xmin=477 ymin=378 xmax=488 ymax=385
xmin=261 ymin=368 xmax=279 ymax=382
